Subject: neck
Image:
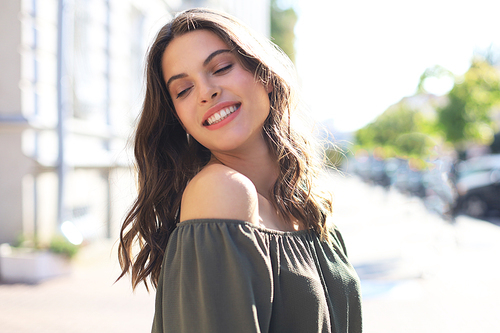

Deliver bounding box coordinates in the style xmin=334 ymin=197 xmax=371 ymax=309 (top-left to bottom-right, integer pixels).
xmin=210 ymin=139 xmax=278 ymax=198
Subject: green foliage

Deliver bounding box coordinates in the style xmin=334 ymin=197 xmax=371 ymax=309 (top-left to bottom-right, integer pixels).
xmin=395 ymin=133 xmax=432 ymax=157
xmin=437 ymin=58 xmax=500 ymax=147
xmin=12 ymin=233 xmax=79 ymax=258
xmin=355 ymin=103 xmax=435 ymax=158
xmin=356 ymin=58 xmax=500 ymax=159
xmin=49 ymin=235 xmax=79 ymax=258
xmin=270 ymin=0 xmax=297 ymax=62
xmin=417 ymin=65 xmax=454 ymax=94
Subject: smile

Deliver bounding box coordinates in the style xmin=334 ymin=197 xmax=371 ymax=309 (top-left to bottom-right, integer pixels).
xmin=205 ymin=104 xmax=240 ymax=126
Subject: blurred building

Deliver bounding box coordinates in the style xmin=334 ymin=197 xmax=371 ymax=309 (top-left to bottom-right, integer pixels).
xmin=0 ymin=0 xmax=270 ymax=245
xmin=176 ymin=0 xmax=270 ymax=37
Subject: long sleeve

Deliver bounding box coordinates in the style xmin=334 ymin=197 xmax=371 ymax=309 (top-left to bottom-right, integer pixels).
xmin=152 ymin=220 xmax=274 ymax=333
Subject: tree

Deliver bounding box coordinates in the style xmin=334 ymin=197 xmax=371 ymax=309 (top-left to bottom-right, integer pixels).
xmin=270 ymin=0 xmax=298 ymax=63
xmin=355 ymin=102 xmax=435 ymax=158
xmin=416 ymin=65 xmax=454 ymax=94
xmin=437 ymin=58 xmax=500 ymax=150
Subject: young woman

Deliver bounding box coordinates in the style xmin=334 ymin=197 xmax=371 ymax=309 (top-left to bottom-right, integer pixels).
xmin=118 ymin=8 xmax=362 ymax=333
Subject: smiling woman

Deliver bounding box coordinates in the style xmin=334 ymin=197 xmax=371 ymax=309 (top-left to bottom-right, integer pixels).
xmin=117 ymin=8 xmax=362 ymax=333
xmin=161 ymin=29 xmax=272 ymax=153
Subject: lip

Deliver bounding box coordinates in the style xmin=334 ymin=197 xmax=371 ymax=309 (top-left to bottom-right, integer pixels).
xmin=202 ymin=101 xmax=241 ymax=124
xmin=202 ymin=102 xmax=241 ymax=131
xmin=204 ymin=106 xmax=240 ymax=130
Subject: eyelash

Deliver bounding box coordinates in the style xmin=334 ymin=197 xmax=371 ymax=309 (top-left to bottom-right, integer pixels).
xmin=214 ymin=64 xmax=233 ymax=75
xmin=175 ymin=63 xmax=233 ymax=99
xmin=176 ymin=87 xmax=191 ymax=99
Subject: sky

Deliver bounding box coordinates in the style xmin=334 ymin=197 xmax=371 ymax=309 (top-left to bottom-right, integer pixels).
xmin=293 ymin=0 xmax=500 ymax=133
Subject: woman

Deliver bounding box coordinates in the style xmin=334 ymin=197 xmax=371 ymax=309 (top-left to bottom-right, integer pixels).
xmin=118 ymin=8 xmax=362 ymax=333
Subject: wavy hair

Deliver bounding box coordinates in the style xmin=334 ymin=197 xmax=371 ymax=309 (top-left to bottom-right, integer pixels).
xmin=118 ymin=8 xmax=333 ymax=290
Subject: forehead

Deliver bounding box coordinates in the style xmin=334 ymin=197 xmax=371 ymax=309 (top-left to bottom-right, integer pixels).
xmin=162 ymin=30 xmax=230 ymax=76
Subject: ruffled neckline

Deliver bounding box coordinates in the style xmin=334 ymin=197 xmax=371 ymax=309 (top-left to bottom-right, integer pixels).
xmin=177 ymin=218 xmax=314 ymax=237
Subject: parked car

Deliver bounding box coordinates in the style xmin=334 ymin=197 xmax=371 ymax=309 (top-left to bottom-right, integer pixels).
xmin=421 ymin=158 xmax=457 ymax=220
xmin=391 ymin=161 xmax=426 ymax=198
xmin=350 ymin=155 xmax=390 ymax=187
xmin=454 ymin=154 xmax=500 ymax=218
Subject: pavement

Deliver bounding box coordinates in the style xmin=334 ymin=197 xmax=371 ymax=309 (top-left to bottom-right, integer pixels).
xmin=1 ymin=174 xmax=499 ymax=333
xmin=0 ymin=240 xmax=155 ymax=333
xmin=329 ymin=175 xmax=500 ymax=333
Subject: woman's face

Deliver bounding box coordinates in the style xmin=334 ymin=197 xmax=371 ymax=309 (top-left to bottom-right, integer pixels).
xmin=161 ymin=29 xmax=272 ymax=154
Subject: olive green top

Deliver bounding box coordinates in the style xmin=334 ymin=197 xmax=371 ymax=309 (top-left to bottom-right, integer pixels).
xmin=152 ymin=219 xmax=362 ymax=333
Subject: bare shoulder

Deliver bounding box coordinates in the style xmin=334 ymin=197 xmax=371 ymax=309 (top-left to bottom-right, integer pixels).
xmin=179 ymin=164 xmax=260 ymax=224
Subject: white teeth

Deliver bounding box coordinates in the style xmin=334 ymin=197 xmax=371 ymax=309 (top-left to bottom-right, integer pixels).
xmin=206 ymin=105 xmax=238 ymax=125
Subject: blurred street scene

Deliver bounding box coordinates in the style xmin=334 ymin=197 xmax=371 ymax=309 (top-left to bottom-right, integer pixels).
xmin=330 ymin=174 xmax=500 ymax=333
xmin=346 ymin=148 xmax=500 ymax=224
xmin=1 ymin=173 xmax=499 ymax=332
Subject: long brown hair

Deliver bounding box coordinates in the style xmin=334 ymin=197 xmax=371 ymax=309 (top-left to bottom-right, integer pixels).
xmin=118 ymin=8 xmax=333 ymax=290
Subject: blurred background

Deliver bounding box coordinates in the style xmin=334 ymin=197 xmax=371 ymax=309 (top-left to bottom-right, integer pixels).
xmin=1 ymin=0 xmax=499 ymax=332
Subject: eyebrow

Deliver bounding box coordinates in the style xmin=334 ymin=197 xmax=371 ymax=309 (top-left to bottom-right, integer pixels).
xmin=203 ymin=49 xmax=231 ymax=66
xmin=165 ymin=49 xmax=232 ymax=92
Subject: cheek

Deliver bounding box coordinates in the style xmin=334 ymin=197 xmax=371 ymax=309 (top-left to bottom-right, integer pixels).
xmin=253 ymin=84 xmax=272 ymax=115
xmin=172 ymin=105 xmax=190 ymax=133
xmin=239 ymin=75 xmax=270 ymax=104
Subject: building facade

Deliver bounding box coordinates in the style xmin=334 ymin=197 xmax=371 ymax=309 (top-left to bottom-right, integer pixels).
xmin=0 ymin=0 xmax=270 ymax=245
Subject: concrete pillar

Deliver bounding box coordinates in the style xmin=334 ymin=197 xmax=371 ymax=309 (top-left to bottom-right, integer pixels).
xmin=0 ymin=0 xmax=33 ymax=244
xmin=0 ymin=129 xmax=32 ymax=244
xmin=0 ymin=0 xmax=22 ymax=114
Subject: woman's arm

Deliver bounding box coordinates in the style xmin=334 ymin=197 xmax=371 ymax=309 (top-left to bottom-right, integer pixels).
xmin=152 ymin=164 xmax=272 ymax=333
xmin=152 ymin=220 xmax=273 ymax=333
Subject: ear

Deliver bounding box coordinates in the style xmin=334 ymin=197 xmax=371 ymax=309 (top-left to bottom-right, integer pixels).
xmin=265 ymin=81 xmax=273 ymax=94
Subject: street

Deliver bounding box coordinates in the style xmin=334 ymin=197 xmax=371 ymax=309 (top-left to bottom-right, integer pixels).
xmin=0 ymin=174 xmax=499 ymax=332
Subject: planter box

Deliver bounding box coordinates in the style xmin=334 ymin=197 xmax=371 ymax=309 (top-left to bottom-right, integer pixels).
xmin=0 ymin=246 xmax=71 ymax=284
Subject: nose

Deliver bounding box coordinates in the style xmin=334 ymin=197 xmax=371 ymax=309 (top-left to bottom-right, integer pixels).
xmin=198 ymin=79 xmax=220 ymax=104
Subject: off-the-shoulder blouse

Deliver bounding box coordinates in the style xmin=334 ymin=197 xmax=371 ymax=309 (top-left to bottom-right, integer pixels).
xmin=152 ymin=219 xmax=362 ymax=333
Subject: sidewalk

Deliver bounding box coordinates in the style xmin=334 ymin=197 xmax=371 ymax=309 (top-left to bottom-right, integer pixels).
xmin=0 ymin=241 xmax=155 ymax=333
xmin=0 ymin=175 xmax=499 ymax=332
xmin=329 ymin=175 xmax=500 ymax=333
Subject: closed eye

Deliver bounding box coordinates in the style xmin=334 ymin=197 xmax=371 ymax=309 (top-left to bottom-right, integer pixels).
xmin=176 ymin=86 xmax=192 ymax=99
xmin=214 ymin=64 xmax=233 ymax=75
